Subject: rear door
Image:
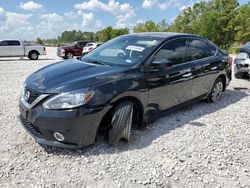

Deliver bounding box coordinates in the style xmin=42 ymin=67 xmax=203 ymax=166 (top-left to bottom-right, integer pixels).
xmin=73 ymin=42 xmax=84 ymax=56
xmin=146 ymin=38 xmax=194 ymax=111
xmin=187 ymin=38 xmax=220 ymax=97
xmin=8 ymin=40 xmax=24 ymax=56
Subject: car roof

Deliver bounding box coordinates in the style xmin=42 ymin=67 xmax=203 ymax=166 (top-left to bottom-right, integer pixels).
xmin=124 ymin=32 xmax=194 ymax=39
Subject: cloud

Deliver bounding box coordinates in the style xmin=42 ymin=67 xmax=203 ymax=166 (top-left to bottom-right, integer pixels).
xmin=179 ymin=4 xmax=192 ymax=11
xmin=39 ymin=13 xmax=63 ymax=22
xmin=20 ymin=1 xmax=43 ymax=11
xmin=158 ymin=0 xmax=181 ymax=10
xmin=0 ymin=7 xmax=7 ymax=22
xmin=64 ymin=12 xmax=77 ymax=19
xmin=77 ymin=11 xmax=102 ymax=31
xmin=74 ymin=0 xmax=134 ymax=28
xmin=142 ymin=0 xmax=157 ymax=9
xmin=0 ymin=7 xmax=34 ymax=39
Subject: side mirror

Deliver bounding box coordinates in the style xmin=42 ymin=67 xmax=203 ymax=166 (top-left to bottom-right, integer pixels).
xmin=151 ymin=59 xmax=172 ymax=70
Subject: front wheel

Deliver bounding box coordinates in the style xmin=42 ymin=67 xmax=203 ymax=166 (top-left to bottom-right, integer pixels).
xmin=108 ymin=101 xmax=133 ymax=145
xmin=65 ymin=52 xmax=74 ymax=59
xmin=208 ymin=78 xmax=224 ymax=103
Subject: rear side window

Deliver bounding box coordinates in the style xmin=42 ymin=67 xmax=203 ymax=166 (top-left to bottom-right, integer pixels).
xmin=78 ymin=42 xmax=86 ymax=47
xmin=8 ymin=40 xmax=21 ymax=46
xmin=188 ymin=39 xmax=215 ymax=60
xmin=155 ymin=39 xmax=188 ymax=65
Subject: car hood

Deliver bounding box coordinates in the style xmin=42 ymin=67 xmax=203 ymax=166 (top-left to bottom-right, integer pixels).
xmin=26 ymin=59 xmax=127 ymax=93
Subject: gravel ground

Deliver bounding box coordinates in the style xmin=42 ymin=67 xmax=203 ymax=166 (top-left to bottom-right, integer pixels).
xmin=0 ymin=48 xmax=249 ymax=188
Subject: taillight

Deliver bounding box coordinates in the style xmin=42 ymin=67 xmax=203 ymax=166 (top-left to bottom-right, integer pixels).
xmin=227 ymin=56 xmax=233 ymax=65
xmin=89 ymin=47 xmax=93 ymax=51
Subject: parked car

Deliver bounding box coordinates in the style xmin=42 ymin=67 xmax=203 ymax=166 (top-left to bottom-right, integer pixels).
xmin=57 ymin=40 xmax=92 ymax=59
xmin=82 ymin=42 xmax=102 ymax=56
xmin=234 ymin=52 xmax=250 ymax=79
xmin=238 ymin=42 xmax=250 ymax=54
xmin=0 ymin=39 xmax=46 ymax=60
xmin=19 ymin=32 xmax=232 ymax=149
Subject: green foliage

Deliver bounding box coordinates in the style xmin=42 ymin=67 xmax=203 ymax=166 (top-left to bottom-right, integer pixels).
xmin=234 ymin=2 xmax=250 ymax=44
xmin=168 ymin=0 xmax=250 ymax=48
xmin=133 ymin=20 xmax=169 ymax=33
xmin=96 ymin=26 xmax=129 ymax=42
xmin=36 ymin=38 xmax=43 ymax=45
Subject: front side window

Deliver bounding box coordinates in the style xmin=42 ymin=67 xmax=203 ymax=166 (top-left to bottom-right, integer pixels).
xmin=81 ymin=36 xmax=163 ymax=66
xmin=188 ymin=39 xmax=214 ymax=60
xmin=154 ymin=39 xmax=188 ymax=65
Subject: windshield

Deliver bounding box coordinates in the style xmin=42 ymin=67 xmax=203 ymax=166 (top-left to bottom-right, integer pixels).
xmin=85 ymin=43 xmax=94 ymax=47
xmin=244 ymin=42 xmax=250 ymax=48
xmin=70 ymin=42 xmax=78 ymax=46
xmin=81 ymin=36 xmax=162 ymax=66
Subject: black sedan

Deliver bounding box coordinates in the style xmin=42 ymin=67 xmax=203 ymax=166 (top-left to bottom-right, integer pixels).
xmin=19 ymin=32 xmax=232 ymax=149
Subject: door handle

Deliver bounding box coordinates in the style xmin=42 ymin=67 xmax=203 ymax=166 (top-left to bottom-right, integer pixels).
xmin=182 ymin=73 xmax=192 ymax=77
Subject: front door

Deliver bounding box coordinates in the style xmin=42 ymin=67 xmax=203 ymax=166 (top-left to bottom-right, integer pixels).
xmin=0 ymin=40 xmax=9 ymax=56
xmin=146 ymin=38 xmax=194 ymax=111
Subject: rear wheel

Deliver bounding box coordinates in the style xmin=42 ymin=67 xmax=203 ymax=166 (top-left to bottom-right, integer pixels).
xmin=28 ymin=51 xmax=39 ymax=60
xmin=108 ymin=101 xmax=133 ymax=145
xmin=208 ymin=78 xmax=224 ymax=102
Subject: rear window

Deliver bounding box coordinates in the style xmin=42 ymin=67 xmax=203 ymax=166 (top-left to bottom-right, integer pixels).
xmin=8 ymin=40 xmax=21 ymax=46
xmin=189 ymin=39 xmax=216 ymax=60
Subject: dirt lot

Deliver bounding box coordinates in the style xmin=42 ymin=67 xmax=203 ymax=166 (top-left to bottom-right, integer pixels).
xmin=0 ymin=48 xmax=249 ymax=188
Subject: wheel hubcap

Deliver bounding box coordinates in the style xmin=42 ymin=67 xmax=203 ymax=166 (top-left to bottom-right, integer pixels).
xmin=212 ymin=82 xmax=223 ymax=102
xmin=31 ymin=53 xmax=37 ymax=59
xmin=67 ymin=53 xmax=73 ymax=58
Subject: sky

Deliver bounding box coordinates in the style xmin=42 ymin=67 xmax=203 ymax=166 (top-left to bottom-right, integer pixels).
xmin=0 ymin=0 xmax=248 ymax=40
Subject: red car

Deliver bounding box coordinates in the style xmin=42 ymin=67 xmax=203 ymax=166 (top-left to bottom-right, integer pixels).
xmin=57 ymin=40 xmax=92 ymax=59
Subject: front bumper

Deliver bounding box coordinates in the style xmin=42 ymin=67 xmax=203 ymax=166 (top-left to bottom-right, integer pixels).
xmin=57 ymin=51 xmax=65 ymax=58
xmin=19 ymin=101 xmax=111 ymax=149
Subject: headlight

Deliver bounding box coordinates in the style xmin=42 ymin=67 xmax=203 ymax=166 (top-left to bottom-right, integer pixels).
xmin=43 ymin=89 xmax=94 ymax=110
xmin=20 ymin=83 xmax=26 ymax=97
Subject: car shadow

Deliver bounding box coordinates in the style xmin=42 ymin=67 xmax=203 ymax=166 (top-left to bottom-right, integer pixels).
xmin=42 ymin=88 xmax=249 ymax=157
xmin=0 ymin=58 xmax=55 ymax=61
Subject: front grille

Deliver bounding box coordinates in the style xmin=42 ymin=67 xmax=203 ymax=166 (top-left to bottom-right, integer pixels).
xmin=24 ymin=87 xmax=41 ymax=104
xmin=26 ymin=121 xmax=43 ymax=136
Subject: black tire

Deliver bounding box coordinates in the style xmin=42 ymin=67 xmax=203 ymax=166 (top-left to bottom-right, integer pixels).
xmin=65 ymin=52 xmax=73 ymax=59
xmin=208 ymin=77 xmax=224 ymax=103
xmin=28 ymin=51 xmax=39 ymax=60
xmin=108 ymin=101 xmax=133 ymax=145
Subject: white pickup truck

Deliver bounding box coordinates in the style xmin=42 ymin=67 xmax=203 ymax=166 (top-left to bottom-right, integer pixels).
xmin=0 ymin=39 xmax=46 ymax=60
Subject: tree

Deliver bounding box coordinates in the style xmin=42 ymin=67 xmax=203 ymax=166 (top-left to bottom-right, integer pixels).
xmin=36 ymin=38 xmax=43 ymax=45
xmin=133 ymin=20 xmax=159 ymax=33
xmin=157 ymin=19 xmax=169 ymax=32
xmin=97 ymin=26 xmax=129 ymax=42
xmin=168 ymin=0 xmax=241 ymax=47
xmin=234 ymin=2 xmax=250 ymax=44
